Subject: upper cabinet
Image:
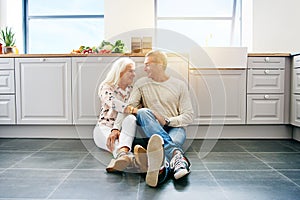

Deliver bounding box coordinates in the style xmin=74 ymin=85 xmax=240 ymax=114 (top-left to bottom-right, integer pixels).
xmin=15 ymin=58 xmax=72 ymax=124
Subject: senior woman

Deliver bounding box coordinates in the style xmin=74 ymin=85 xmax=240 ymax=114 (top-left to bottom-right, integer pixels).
xmin=93 ymin=57 xmax=146 ymax=173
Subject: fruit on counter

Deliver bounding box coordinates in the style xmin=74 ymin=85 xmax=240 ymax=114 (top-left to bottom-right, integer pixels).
xmin=71 ymin=40 xmax=127 ymax=54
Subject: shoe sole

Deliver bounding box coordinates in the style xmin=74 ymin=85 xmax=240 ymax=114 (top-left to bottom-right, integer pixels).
xmin=106 ymin=156 xmax=131 ymax=173
xmin=174 ymin=168 xmax=190 ymax=180
xmin=134 ymin=145 xmax=148 ymax=173
xmin=146 ymin=134 xmax=164 ymax=187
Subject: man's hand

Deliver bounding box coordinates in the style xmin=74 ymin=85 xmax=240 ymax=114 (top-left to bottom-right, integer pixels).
xmin=152 ymin=110 xmax=166 ymax=126
xmin=106 ymin=129 xmax=120 ymax=152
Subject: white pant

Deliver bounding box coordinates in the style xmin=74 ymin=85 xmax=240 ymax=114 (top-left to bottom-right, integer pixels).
xmin=93 ymin=115 xmax=137 ymax=158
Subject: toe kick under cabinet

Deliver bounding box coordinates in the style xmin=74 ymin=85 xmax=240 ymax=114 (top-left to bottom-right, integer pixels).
xmin=247 ymin=57 xmax=290 ymax=124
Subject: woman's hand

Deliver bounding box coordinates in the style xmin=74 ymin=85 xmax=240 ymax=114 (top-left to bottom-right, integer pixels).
xmin=106 ymin=129 xmax=120 ymax=152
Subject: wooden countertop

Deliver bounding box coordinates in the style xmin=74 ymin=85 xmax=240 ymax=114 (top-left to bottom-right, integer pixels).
xmin=0 ymin=52 xmax=293 ymax=58
xmin=247 ymin=53 xmax=291 ymax=57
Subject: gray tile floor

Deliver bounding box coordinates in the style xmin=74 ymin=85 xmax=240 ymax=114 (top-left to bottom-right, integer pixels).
xmin=0 ymin=138 xmax=300 ymax=200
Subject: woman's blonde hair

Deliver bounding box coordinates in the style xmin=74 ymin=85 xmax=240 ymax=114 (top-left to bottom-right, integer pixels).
xmin=100 ymin=57 xmax=135 ymax=87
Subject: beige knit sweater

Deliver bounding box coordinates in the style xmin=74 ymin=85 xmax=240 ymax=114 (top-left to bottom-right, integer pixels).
xmin=113 ymin=76 xmax=194 ymax=130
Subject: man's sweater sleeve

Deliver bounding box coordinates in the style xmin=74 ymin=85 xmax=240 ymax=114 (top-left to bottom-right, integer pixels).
xmin=169 ymin=83 xmax=194 ymax=127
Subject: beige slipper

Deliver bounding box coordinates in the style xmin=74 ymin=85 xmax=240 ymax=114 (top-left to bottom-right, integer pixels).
xmin=106 ymin=152 xmax=131 ymax=173
xmin=133 ymin=145 xmax=148 ymax=173
xmin=145 ymin=134 xmax=164 ymax=187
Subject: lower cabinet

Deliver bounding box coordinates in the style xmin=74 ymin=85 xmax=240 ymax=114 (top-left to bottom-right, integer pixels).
xmin=0 ymin=95 xmax=15 ymax=124
xmin=291 ymin=94 xmax=300 ymax=126
xmin=72 ymin=57 xmax=117 ymax=124
xmin=247 ymin=94 xmax=284 ymax=124
xmin=15 ymin=58 xmax=72 ymax=124
xmin=189 ymin=69 xmax=246 ymax=124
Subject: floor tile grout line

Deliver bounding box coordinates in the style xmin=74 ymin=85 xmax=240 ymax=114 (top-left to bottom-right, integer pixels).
xmin=233 ymin=141 xmax=300 ymax=189
xmin=196 ymin=151 xmax=231 ymax=200
xmin=45 ymin=151 xmax=90 ymax=199
xmin=0 ymin=139 xmax=59 ymax=174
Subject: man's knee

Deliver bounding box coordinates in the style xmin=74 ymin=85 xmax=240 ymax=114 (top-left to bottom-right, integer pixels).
xmin=137 ymin=108 xmax=152 ymax=119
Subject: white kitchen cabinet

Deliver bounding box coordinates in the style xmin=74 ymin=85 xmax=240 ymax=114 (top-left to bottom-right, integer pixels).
xmin=247 ymin=94 xmax=284 ymax=124
xmin=0 ymin=95 xmax=15 ymax=124
xmin=15 ymin=58 xmax=72 ymax=124
xmin=247 ymin=69 xmax=284 ymax=93
xmin=72 ymin=57 xmax=117 ymax=124
xmin=189 ymin=69 xmax=246 ymax=124
xmin=291 ymin=94 xmax=300 ymax=126
xmin=0 ymin=58 xmax=15 ymax=124
xmin=291 ymin=55 xmax=300 ymax=126
xmin=247 ymin=57 xmax=288 ymax=124
xmin=292 ymin=68 xmax=300 ymax=94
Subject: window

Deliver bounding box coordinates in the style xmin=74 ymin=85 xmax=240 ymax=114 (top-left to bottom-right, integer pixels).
xmin=156 ymin=0 xmax=242 ymax=47
xmin=24 ymin=0 xmax=104 ymax=53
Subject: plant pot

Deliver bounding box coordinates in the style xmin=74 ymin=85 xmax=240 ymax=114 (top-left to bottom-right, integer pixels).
xmin=2 ymin=46 xmax=14 ymax=54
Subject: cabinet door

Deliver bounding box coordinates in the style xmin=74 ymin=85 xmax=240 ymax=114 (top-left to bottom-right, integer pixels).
xmin=15 ymin=58 xmax=72 ymax=124
xmin=291 ymin=94 xmax=300 ymax=126
xmin=247 ymin=94 xmax=284 ymax=124
xmin=0 ymin=70 xmax=15 ymax=94
xmin=294 ymin=55 xmax=300 ymax=68
xmin=0 ymin=95 xmax=15 ymax=124
xmin=72 ymin=57 xmax=118 ymax=124
xmin=292 ymin=68 xmax=300 ymax=94
xmin=247 ymin=69 xmax=284 ymax=93
xmin=190 ymin=69 xmax=246 ymax=124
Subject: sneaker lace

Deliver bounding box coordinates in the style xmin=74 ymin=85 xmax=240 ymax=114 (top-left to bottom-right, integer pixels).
xmin=170 ymin=153 xmax=186 ymax=170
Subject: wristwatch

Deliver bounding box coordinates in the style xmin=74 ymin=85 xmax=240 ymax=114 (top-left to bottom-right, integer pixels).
xmin=164 ymin=118 xmax=170 ymax=127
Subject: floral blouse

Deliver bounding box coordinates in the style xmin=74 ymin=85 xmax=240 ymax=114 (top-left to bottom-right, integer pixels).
xmin=97 ymin=83 xmax=132 ymax=128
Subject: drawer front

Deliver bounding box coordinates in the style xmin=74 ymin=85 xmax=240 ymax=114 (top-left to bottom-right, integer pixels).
xmin=247 ymin=69 xmax=284 ymax=93
xmin=0 ymin=70 xmax=15 ymax=93
xmin=293 ymin=68 xmax=300 ymax=93
xmin=247 ymin=94 xmax=284 ymax=124
xmin=0 ymin=95 xmax=16 ymax=124
xmin=291 ymin=94 xmax=300 ymax=126
xmin=294 ymin=55 xmax=300 ymax=68
xmin=247 ymin=57 xmax=285 ymax=69
xmin=0 ymin=58 xmax=14 ymax=69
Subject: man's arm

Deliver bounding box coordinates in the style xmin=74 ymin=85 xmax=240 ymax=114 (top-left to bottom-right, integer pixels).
xmin=169 ymin=83 xmax=194 ymax=127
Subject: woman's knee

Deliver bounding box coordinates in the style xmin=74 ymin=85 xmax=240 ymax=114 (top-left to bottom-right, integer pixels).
xmin=123 ymin=114 xmax=137 ymax=124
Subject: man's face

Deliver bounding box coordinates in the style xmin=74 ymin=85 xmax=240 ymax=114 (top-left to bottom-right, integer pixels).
xmin=144 ymin=56 xmax=162 ymax=79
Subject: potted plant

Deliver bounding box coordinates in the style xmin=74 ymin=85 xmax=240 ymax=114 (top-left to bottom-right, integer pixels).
xmin=0 ymin=27 xmax=16 ymax=54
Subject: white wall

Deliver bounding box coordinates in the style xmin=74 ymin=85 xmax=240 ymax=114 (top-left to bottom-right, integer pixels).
xmin=252 ymin=0 xmax=300 ymax=53
xmin=104 ymin=0 xmax=155 ymax=39
xmin=0 ymin=0 xmax=23 ymax=53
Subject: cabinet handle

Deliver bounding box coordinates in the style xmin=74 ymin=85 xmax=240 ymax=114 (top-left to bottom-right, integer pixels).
xmin=40 ymin=58 xmax=46 ymax=62
xmin=265 ymin=57 xmax=270 ymax=62
xmin=264 ymin=95 xmax=270 ymax=99
xmin=264 ymin=70 xmax=270 ymax=74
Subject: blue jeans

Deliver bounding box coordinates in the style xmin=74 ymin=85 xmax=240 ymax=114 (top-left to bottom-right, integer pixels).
xmin=136 ymin=108 xmax=186 ymax=184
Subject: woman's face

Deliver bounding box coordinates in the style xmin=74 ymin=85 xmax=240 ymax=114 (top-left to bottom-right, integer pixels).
xmin=120 ymin=63 xmax=136 ymax=86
